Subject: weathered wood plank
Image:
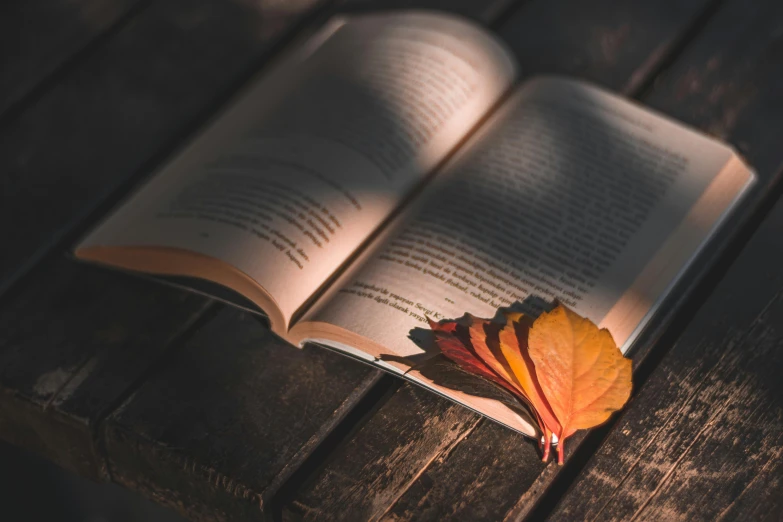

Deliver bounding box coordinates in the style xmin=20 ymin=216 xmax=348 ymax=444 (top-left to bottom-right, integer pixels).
xmin=0 ymin=0 xmax=326 ymax=480
xmin=0 ymin=0 xmax=140 ymax=118
xmin=0 ymin=0 xmax=325 ymax=295
xmin=281 ymin=384 xmax=481 ymax=521
xmin=104 ymin=309 xmax=380 ymax=522
xmin=549 ymin=245 xmax=783 ymax=520
xmin=546 ymin=198 xmax=783 ymax=520
xmin=0 ymin=257 xmax=210 ymax=479
xmin=279 ymin=0 xmax=727 ymax=519
xmin=545 ymin=0 xmax=783 ymax=518
xmin=379 ymin=420 xmax=543 ymax=521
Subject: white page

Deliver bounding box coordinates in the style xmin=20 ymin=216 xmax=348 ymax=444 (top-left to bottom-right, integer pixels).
xmin=77 ymin=12 xmax=516 ymax=327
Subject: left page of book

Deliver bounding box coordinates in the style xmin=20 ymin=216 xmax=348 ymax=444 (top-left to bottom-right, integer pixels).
xmin=75 ymin=11 xmax=517 ymax=333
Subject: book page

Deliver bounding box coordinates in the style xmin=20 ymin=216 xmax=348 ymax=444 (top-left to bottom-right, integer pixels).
xmin=76 ymin=12 xmax=516 ymax=330
xmin=299 ymin=77 xmax=752 ymax=358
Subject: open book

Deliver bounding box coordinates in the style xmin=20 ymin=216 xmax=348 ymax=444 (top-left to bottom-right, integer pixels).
xmin=75 ymin=11 xmax=755 ymax=437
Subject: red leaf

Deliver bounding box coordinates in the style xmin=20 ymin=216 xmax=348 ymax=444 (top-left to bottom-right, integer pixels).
xmin=428 ymin=317 xmax=522 ymax=398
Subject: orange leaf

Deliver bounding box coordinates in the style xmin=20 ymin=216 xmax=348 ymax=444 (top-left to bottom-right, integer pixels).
xmin=468 ymin=315 xmax=522 ymax=389
xmin=497 ymin=312 xmax=561 ymax=457
xmin=527 ymin=305 xmax=632 ymax=463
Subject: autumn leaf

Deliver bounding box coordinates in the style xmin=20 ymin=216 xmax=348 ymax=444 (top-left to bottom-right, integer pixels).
xmin=428 ymin=317 xmax=521 ymax=399
xmin=497 ymin=312 xmax=560 ymax=462
xmin=527 ymin=305 xmax=632 ymax=463
xmin=428 ymin=305 xmax=632 ymax=464
xmin=429 ymin=312 xmax=554 ymax=458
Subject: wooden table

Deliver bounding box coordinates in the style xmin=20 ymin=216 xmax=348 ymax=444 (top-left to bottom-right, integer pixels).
xmin=1 ymin=0 xmax=782 ymax=520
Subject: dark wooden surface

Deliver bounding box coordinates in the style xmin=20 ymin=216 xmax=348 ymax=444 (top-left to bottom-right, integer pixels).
xmin=0 ymin=0 xmax=141 ymax=118
xmin=105 ymin=309 xmax=380 ymax=521
xmin=1 ymin=0 xmax=781 ymax=521
xmin=0 ymin=260 xmax=210 ymax=479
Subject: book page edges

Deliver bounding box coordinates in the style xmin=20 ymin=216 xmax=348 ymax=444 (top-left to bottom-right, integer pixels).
xmin=600 ymin=154 xmax=755 ymax=352
xmin=287 ymin=320 xmax=538 ymax=437
xmin=75 ymin=245 xmax=287 ymax=333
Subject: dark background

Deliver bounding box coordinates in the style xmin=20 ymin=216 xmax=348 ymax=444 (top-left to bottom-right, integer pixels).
xmin=0 ymin=440 xmax=185 ymax=522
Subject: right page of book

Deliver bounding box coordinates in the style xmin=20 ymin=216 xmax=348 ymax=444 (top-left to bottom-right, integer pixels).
xmin=300 ymin=77 xmax=754 ymax=359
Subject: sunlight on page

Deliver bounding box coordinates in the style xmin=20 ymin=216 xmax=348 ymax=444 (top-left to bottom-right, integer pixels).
xmin=76 ymin=12 xmax=516 ymax=329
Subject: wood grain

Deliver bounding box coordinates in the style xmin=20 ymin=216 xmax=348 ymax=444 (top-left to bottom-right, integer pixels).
xmin=548 ymin=232 xmax=783 ymax=521
xmin=281 ymin=384 xmax=482 ymax=522
xmin=104 ymin=309 xmax=380 ymax=522
xmin=0 ymin=0 xmax=140 ymax=118
xmin=280 ymin=0 xmax=728 ymax=519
